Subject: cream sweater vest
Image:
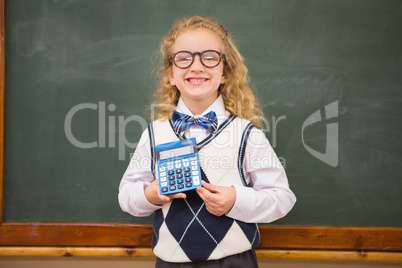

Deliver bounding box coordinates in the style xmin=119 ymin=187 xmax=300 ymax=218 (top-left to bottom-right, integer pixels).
xmin=149 ymin=115 xmax=259 ymax=262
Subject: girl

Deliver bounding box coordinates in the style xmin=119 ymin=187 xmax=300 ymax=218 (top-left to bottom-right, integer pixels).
xmin=119 ymin=16 xmax=296 ymax=267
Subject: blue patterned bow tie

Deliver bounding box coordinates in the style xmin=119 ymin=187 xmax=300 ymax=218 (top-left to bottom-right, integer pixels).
xmin=172 ymin=110 xmax=218 ymax=134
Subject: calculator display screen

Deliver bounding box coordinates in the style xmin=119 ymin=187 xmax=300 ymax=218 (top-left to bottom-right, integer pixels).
xmin=159 ymin=145 xmax=194 ymax=160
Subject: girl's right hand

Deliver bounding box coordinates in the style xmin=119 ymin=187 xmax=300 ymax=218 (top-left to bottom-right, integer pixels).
xmin=144 ymin=179 xmax=186 ymax=205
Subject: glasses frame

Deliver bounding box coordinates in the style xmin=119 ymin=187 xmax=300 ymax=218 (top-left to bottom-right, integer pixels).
xmin=169 ymin=50 xmax=226 ymax=69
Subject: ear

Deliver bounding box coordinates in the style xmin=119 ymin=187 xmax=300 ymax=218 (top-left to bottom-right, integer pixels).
xmin=220 ymin=73 xmax=226 ymax=84
xmin=168 ymin=70 xmax=176 ymax=86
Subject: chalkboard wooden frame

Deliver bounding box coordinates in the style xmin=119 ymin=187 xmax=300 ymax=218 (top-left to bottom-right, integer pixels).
xmin=0 ymin=0 xmax=401 ymax=261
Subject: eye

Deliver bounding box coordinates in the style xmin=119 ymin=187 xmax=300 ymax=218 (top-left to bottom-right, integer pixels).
xmin=202 ymin=52 xmax=220 ymax=62
xmin=203 ymin=56 xmax=215 ymax=61
xmin=175 ymin=53 xmax=192 ymax=62
xmin=177 ymin=56 xmax=192 ymax=62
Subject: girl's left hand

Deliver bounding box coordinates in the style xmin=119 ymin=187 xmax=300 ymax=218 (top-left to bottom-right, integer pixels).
xmin=196 ymin=181 xmax=236 ymax=217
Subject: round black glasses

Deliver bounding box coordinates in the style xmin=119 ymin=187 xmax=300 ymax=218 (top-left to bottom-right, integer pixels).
xmin=169 ymin=50 xmax=225 ymax=69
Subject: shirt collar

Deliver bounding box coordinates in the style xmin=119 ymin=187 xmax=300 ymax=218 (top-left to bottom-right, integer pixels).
xmin=176 ymin=95 xmax=230 ymax=126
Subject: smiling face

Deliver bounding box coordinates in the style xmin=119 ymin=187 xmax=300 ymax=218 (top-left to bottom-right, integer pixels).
xmin=168 ymin=28 xmax=226 ymax=114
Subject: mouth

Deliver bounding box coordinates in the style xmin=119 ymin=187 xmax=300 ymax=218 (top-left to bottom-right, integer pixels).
xmin=186 ymin=78 xmax=209 ymax=85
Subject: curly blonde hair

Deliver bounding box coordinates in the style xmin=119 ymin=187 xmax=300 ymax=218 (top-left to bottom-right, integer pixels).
xmin=151 ymin=16 xmax=264 ymax=128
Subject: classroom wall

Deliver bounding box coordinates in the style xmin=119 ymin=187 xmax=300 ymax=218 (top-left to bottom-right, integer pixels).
xmin=0 ymin=258 xmax=401 ymax=268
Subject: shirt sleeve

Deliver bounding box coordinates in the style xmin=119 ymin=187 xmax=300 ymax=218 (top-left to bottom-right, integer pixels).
xmin=118 ymin=128 xmax=162 ymax=217
xmin=225 ymin=127 xmax=296 ymax=223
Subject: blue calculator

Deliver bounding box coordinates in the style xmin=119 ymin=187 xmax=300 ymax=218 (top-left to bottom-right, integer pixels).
xmin=155 ymin=138 xmax=202 ymax=195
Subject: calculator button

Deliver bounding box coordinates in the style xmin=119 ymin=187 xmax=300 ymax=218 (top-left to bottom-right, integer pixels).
xmin=170 ymin=186 xmax=176 ymax=191
xmin=184 ymin=172 xmax=191 ymax=177
xmin=191 ymin=161 xmax=197 ymax=165
xmin=193 ymin=176 xmax=200 ymax=185
xmin=177 ymin=179 xmax=184 ymax=184
xmin=190 ymin=157 xmax=197 ymax=161
xmin=168 ymin=170 xmax=174 ymax=175
xmin=167 ymin=166 xmax=174 ymax=170
xmin=159 ymin=167 xmax=166 ymax=172
xmin=175 ymin=160 xmax=181 ymax=164
xmin=176 ymin=168 xmax=182 ymax=174
xmin=160 ymin=177 xmax=167 ymax=182
xmin=160 ymin=172 xmax=166 ymax=177
xmin=176 ymin=174 xmax=183 ymax=179
xmin=178 ymin=184 xmax=184 ymax=189
xmin=192 ymin=166 xmax=198 ymax=171
xmin=169 ymin=181 xmax=175 ymax=186
xmin=192 ymin=171 xmax=199 ymax=176
xmin=162 ymin=187 xmax=168 ymax=193
xmin=161 ymin=182 xmax=167 ymax=187
xmin=185 ymin=177 xmax=192 ymax=182
xmin=169 ymin=176 xmax=175 ymax=180
xmin=167 ymin=162 xmax=174 ymax=166
xmin=175 ymin=164 xmax=182 ymax=169
xmin=182 ymin=158 xmax=189 ymax=162
xmin=183 ymin=162 xmax=190 ymax=167
xmin=186 ymin=183 xmax=192 ymax=188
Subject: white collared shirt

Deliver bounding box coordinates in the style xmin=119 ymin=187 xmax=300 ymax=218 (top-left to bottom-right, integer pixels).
xmin=119 ymin=96 xmax=296 ymax=223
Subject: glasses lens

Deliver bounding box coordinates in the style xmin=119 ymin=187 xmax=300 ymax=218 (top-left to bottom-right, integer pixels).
xmin=201 ymin=51 xmax=221 ymax=67
xmin=174 ymin=52 xmax=193 ymax=68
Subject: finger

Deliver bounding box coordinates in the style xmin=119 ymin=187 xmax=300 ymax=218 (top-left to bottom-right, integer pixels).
xmin=201 ymin=181 xmax=218 ymax=193
xmin=171 ymin=192 xmax=187 ymax=199
xmin=196 ymin=185 xmax=209 ymax=194
xmin=157 ymin=193 xmax=171 ymax=202
xmin=196 ymin=187 xmax=216 ymax=205
xmin=153 ymin=181 xmax=171 ymax=202
xmin=196 ymin=187 xmax=207 ymax=201
xmin=197 ymin=191 xmax=224 ymax=216
xmin=204 ymin=204 xmax=222 ymax=217
xmin=197 ymin=193 xmax=206 ymax=204
xmin=197 ymin=186 xmax=219 ymax=203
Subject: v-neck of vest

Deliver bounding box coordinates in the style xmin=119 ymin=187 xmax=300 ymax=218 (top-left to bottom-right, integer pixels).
xmin=168 ymin=115 xmax=236 ymax=151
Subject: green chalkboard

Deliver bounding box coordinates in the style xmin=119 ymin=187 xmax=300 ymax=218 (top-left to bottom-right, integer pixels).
xmin=4 ymin=0 xmax=402 ymax=227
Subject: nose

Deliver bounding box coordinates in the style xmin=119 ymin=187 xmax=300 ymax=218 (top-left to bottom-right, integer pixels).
xmin=190 ymin=54 xmax=204 ymax=71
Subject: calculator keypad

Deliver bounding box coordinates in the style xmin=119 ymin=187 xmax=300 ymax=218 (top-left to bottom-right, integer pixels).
xmin=158 ymin=156 xmax=201 ymax=194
